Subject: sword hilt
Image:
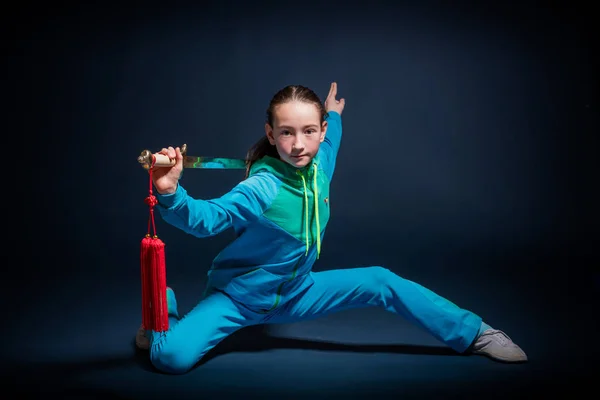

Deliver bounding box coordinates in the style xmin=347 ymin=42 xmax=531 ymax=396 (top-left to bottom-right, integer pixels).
xmin=137 ymin=144 xmax=187 ymax=170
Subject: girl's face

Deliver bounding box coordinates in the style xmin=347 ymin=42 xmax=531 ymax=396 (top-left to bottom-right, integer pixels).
xmin=265 ymin=100 xmax=327 ymax=168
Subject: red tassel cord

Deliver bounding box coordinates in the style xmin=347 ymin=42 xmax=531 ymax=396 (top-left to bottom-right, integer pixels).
xmin=140 ymin=161 xmax=169 ymax=332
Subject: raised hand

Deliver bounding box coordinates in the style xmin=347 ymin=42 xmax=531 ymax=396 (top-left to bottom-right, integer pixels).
xmin=324 ymin=82 xmax=345 ymax=115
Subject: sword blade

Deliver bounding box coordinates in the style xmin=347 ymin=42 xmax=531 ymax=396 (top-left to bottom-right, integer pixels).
xmin=182 ymin=156 xmax=247 ymax=169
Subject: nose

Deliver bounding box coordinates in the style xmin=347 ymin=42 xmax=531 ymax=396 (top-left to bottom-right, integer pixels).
xmin=292 ymin=137 xmax=305 ymax=152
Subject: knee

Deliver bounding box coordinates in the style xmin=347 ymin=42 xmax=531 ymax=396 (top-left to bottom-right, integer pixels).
xmin=150 ymin=342 xmax=198 ymax=375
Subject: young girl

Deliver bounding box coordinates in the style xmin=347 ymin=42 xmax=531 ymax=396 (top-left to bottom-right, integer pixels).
xmin=136 ymin=82 xmax=527 ymax=374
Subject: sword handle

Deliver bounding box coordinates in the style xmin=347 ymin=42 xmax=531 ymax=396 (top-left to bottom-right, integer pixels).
xmin=137 ymin=144 xmax=187 ymax=170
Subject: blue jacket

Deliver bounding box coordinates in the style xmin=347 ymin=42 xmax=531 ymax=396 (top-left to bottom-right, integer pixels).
xmin=156 ymin=111 xmax=342 ymax=312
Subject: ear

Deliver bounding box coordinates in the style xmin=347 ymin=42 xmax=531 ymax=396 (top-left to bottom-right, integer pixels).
xmin=265 ymin=123 xmax=276 ymax=145
xmin=319 ymin=120 xmax=328 ymax=143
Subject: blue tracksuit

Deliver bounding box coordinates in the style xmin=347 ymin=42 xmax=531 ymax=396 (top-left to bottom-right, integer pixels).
xmin=150 ymin=111 xmax=482 ymax=374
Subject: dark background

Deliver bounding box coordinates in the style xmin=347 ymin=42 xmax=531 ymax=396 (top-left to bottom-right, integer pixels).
xmin=5 ymin=0 xmax=597 ymax=398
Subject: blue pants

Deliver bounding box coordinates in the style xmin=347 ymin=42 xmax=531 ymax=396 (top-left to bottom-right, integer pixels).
xmin=149 ymin=266 xmax=482 ymax=374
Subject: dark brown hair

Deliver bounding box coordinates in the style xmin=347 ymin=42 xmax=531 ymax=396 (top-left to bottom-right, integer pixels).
xmin=244 ymin=85 xmax=328 ymax=178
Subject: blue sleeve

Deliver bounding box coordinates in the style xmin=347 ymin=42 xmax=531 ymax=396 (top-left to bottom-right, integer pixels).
xmin=154 ymin=172 xmax=278 ymax=238
xmin=318 ymin=111 xmax=343 ymax=181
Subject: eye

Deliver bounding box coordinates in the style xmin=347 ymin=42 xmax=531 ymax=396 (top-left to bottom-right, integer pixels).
xmin=281 ymin=130 xmax=291 ymax=136
xmin=305 ymin=129 xmax=316 ymax=135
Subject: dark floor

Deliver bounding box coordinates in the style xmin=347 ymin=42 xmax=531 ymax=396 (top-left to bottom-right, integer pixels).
xmin=4 ymin=239 xmax=596 ymax=399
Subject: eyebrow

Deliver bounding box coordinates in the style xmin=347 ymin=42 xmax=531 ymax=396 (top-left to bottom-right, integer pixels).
xmin=278 ymin=124 xmax=319 ymax=130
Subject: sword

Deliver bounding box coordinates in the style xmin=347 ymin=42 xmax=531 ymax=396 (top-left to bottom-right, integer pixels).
xmin=137 ymin=144 xmax=247 ymax=170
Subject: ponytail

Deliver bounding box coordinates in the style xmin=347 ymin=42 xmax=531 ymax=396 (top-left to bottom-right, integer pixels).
xmin=244 ymin=136 xmax=279 ymax=179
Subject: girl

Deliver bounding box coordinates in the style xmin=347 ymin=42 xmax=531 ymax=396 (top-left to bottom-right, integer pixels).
xmin=136 ymin=82 xmax=527 ymax=374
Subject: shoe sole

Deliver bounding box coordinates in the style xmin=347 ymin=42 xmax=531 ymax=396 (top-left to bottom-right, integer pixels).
xmin=473 ymin=350 xmax=528 ymax=363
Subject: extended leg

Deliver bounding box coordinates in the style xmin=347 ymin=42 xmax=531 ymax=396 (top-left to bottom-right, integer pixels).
xmin=268 ymin=266 xmax=482 ymax=353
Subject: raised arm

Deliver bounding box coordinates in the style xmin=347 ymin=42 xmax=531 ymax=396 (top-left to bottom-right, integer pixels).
xmin=319 ymin=82 xmax=345 ymax=180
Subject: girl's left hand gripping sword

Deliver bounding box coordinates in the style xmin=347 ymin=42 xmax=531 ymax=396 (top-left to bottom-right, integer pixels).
xmin=137 ymin=144 xmax=247 ymax=170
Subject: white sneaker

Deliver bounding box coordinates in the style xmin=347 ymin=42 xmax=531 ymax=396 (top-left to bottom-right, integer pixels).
xmin=135 ymin=324 xmax=149 ymax=350
xmin=471 ymin=329 xmax=528 ymax=363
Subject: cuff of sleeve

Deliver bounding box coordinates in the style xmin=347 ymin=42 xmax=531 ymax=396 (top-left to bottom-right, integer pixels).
xmin=326 ymin=111 xmax=341 ymax=120
xmin=156 ymin=184 xmax=185 ymax=209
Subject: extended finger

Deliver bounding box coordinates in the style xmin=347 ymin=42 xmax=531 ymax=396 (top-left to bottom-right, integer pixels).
xmin=327 ymin=82 xmax=337 ymax=99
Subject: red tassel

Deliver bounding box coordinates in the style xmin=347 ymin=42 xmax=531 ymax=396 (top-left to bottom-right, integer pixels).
xmin=140 ymin=161 xmax=169 ymax=332
xmin=140 ymin=234 xmax=168 ymax=331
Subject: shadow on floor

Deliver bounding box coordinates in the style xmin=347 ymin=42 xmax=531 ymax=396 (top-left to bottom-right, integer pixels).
xmin=206 ymin=324 xmax=462 ymax=363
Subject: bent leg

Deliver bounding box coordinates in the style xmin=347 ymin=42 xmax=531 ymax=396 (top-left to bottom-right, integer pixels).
xmin=268 ymin=266 xmax=482 ymax=353
xmin=149 ymin=290 xmax=258 ymax=374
